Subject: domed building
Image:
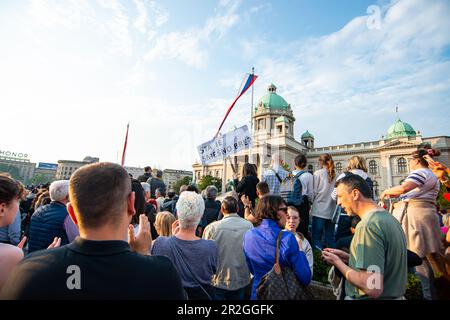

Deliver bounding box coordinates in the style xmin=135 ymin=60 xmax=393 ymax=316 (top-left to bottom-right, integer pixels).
xmin=193 ymin=84 xmax=450 ymax=198
xmin=306 ymin=117 xmax=450 ymax=198
xmin=193 ymin=83 xmax=308 ymax=182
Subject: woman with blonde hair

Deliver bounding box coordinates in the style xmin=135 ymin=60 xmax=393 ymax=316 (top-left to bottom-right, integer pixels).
xmin=331 ymin=156 xmax=375 ymax=244
xmin=311 ymin=153 xmax=336 ymax=249
xmin=154 ymin=211 xmax=176 ymax=238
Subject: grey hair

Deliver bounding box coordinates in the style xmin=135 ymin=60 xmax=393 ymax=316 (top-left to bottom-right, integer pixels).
xmin=49 ymin=180 xmax=69 ymax=202
xmin=141 ymin=182 xmax=150 ymax=194
xmin=205 ymin=185 xmax=218 ymax=200
xmin=176 ymin=191 xmax=205 ymax=229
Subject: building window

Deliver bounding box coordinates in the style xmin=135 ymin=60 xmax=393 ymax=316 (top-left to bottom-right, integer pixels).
xmin=369 ymin=160 xmax=378 ymax=175
xmin=397 ymin=158 xmax=407 ymax=174
xmin=335 ymin=162 xmax=343 ymax=174
xmin=307 ymin=165 xmax=314 ymax=174
xmin=373 ymin=180 xmax=379 ymax=197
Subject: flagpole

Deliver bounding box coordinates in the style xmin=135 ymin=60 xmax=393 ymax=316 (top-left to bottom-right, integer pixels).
xmin=249 ymin=67 xmax=254 ymax=163
xmin=121 ymin=122 xmax=129 ymax=166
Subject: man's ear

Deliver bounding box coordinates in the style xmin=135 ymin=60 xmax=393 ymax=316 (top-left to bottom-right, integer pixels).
xmin=352 ymin=189 xmax=360 ymax=201
xmin=127 ymin=191 xmax=136 ymax=218
xmin=67 ymin=203 xmax=78 ymax=226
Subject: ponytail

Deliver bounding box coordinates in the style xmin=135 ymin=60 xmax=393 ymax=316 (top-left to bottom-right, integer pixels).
xmin=319 ymin=154 xmax=335 ymax=183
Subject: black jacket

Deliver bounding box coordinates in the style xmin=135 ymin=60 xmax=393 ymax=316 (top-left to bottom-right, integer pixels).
xmin=0 ymin=238 xmax=185 ymax=300
xmin=146 ymin=177 xmax=167 ymax=199
xmin=234 ymin=175 xmax=260 ymax=207
xmin=137 ymin=172 xmax=152 ymax=183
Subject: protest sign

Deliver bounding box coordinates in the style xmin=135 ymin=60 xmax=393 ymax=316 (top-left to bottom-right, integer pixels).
xmin=197 ymin=125 xmax=252 ymax=165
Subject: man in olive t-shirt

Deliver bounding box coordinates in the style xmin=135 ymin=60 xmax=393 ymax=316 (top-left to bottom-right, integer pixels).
xmin=322 ymin=174 xmax=408 ymax=299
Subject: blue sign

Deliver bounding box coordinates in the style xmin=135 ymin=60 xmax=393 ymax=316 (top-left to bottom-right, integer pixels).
xmin=38 ymin=162 xmax=58 ymax=170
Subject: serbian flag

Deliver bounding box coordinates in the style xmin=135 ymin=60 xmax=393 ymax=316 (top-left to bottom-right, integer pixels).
xmin=215 ymin=72 xmax=258 ymax=137
xmin=121 ymin=123 xmax=129 ymax=166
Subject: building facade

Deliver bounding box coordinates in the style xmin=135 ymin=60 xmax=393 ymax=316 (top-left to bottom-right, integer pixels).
xmin=0 ymin=150 xmax=36 ymax=183
xmin=192 ymin=83 xmax=450 ymax=199
xmin=33 ymin=163 xmax=58 ymax=184
xmin=124 ymin=166 xmax=145 ymax=179
xmin=56 ymin=156 xmax=99 ymax=180
xmin=163 ymin=169 xmax=193 ymax=190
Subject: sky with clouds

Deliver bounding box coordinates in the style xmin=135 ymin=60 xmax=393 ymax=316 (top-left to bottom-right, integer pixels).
xmin=0 ymin=0 xmax=449 ymax=170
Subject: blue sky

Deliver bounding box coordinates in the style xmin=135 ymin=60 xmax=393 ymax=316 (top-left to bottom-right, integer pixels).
xmin=0 ymin=0 xmax=449 ymax=170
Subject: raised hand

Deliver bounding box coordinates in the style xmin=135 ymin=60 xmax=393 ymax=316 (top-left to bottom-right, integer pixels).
xmin=17 ymin=236 xmax=27 ymax=249
xmin=47 ymin=237 xmax=61 ymax=249
xmin=128 ymin=214 xmax=152 ymax=255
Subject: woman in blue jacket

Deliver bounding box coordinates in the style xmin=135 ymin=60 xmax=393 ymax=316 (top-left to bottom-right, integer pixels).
xmin=243 ymin=195 xmax=312 ymax=300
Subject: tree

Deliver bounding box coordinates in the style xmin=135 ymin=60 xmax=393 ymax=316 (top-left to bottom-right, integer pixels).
xmin=173 ymin=176 xmax=192 ymax=193
xmin=198 ymin=175 xmax=222 ymax=193
xmin=30 ymin=174 xmax=54 ymax=185
xmin=281 ymin=161 xmax=291 ymax=172
xmin=0 ymin=164 xmax=22 ymax=181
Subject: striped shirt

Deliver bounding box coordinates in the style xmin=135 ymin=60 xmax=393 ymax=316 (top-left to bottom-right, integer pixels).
xmin=400 ymin=168 xmax=440 ymax=202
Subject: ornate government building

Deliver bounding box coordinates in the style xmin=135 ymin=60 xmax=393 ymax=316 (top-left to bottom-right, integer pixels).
xmin=192 ymin=83 xmax=450 ymax=199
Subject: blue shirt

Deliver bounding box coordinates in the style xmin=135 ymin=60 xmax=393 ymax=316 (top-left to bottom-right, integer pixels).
xmin=0 ymin=209 xmax=21 ymax=245
xmin=243 ymin=219 xmax=312 ymax=299
xmin=262 ymin=166 xmax=288 ymax=195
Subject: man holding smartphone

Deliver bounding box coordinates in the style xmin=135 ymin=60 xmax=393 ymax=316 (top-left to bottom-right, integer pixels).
xmin=321 ymin=174 xmax=408 ymax=300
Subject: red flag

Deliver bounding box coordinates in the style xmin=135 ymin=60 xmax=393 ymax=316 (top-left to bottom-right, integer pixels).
xmin=121 ymin=123 xmax=129 ymax=166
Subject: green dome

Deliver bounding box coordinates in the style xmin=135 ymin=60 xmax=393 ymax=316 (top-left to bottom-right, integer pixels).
xmin=386 ymin=119 xmax=416 ymax=139
xmin=275 ymin=116 xmax=289 ymax=123
xmin=256 ymin=84 xmax=290 ymax=111
xmin=301 ymin=130 xmax=314 ymax=139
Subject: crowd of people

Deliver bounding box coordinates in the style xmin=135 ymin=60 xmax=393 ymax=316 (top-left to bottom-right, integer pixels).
xmin=0 ymin=144 xmax=449 ymax=300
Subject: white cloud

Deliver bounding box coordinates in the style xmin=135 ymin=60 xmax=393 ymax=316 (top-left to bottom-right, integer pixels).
xmin=144 ymin=0 xmax=241 ymax=67
xmin=239 ymin=0 xmax=450 ymax=145
xmin=144 ymin=30 xmax=208 ymax=68
xmin=250 ymin=3 xmax=272 ymax=13
xmin=133 ymin=0 xmax=148 ymax=34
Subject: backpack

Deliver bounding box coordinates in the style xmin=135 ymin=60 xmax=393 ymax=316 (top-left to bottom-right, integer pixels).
xmin=277 ymin=170 xmax=306 ymax=206
xmin=161 ymin=199 xmax=177 ymax=214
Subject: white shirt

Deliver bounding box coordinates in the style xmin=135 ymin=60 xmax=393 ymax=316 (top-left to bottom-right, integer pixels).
xmin=311 ymin=168 xmax=337 ymax=219
xmin=331 ymin=169 xmax=369 ymax=200
xmin=401 ymin=168 xmax=440 ymax=202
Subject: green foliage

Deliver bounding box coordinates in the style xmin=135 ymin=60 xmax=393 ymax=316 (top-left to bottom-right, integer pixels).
xmin=405 ymin=273 xmax=423 ymax=300
xmin=198 ymin=175 xmax=222 ymax=193
xmin=0 ymin=164 xmax=22 ymax=181
xmin=173 ymin=176 xmax=192 ymax=193
xmin=281 ymin=162 xmax=291 ymax=172
xmin=30 ymin=174 xmax=54 ymax=185
xmin=312 ymin=249 xmax=332 ymax=284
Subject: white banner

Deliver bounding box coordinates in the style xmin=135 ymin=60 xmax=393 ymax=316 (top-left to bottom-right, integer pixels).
xmin=197 ymin=125 xmax=252 ymax=165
